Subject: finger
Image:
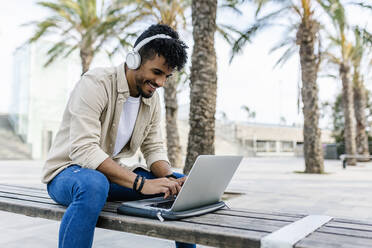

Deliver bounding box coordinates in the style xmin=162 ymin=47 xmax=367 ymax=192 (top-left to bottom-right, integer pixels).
xmin=169 ymin=178 xmax=183 ymax=187
xmin=175 ymin=183 xmax=181 ymax=193
xmin=171 ymin=182 xmax=179 ymax=195
xmin=169 ymin=183 xmax=177 ymax=196
xmin=163 ymin=179 xmax=175 ymax=193
xmin=163 ymin=188 xmax=170 ymax=199
xmin=178 ymin=177 xmax=187 ymax=185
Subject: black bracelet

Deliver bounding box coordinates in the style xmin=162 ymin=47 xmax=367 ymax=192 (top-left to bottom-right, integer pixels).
xmin=165 ymin=173 xmax=177 ymax=179
xmin=133 ymin=174 xmax=140 ymax=191
xmin=137 ymin=176 xmax=145 ymax=193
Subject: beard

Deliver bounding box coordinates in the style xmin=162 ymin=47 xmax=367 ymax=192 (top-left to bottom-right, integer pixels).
xmin=135 ymin=76 xmax=155 ymax=99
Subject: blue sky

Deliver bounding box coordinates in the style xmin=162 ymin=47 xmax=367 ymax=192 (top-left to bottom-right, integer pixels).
xmin=0 ymin=1 xmax=370 ymax=127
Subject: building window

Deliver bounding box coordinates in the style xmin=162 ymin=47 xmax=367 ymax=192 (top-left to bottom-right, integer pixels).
xmin=280 ymin=141 xmax=293 ymax=152
xmin=245 ymin=139 xmax=254 ymax=148
xmin=256 ymin=140 xmax=276 ymax=152
xmin=268 ymin=141 xmax=276 ymax=152
xmin=256 ymin=140 xmax=267 ymax=152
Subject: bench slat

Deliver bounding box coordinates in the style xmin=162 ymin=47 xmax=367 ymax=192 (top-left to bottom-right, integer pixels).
xmin=0 ymin=192 xmax=57 ymax=205
xmin=0 ymin=184 xmax=50 ymax=197
xmin=216 ymin=209 xmax=301 ymax=222
xmin=0 ymin=193 xmax=266 ymax=248
xmin=225 ymin=207 xmax=305 ymax=218
xmin=183 ymin=212 xmax=291 ymax=233
xmin=326 ymin=221 xmax=372 ymax=232
xmin=295 ymin=231 xmax=372 ymax=248
xmin=0 ymin=188 xmax=51 ymax=200
xmin=318 ymin=226 xmax=372 ymax=239
xmin=332 ymin=218 xmax=372 ymax=226
xmin=0 ymin=184 xmax=46 ymax=192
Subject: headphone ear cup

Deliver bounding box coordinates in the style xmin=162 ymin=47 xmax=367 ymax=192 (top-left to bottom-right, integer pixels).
xmin=126 ymin=52 xmax=141 ymax=70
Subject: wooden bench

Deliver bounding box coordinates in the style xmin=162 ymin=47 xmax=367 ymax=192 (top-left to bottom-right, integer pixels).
xmin=1 ymin=184 xmax=372 ymax=247
xmin=339 ymin=154 xmax=372 ymax=169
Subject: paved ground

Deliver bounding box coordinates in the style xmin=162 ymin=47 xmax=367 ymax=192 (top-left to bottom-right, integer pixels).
xmin=0 ymin=157 xmax=371 ymax=247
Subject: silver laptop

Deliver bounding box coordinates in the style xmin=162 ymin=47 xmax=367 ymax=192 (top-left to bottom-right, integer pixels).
xmin=117 ymin=155 xmax=243 ymax=220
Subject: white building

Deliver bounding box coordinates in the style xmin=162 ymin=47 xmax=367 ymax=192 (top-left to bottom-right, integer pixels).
xmin=235 ymin=122 xmax=334 ymax=157
xmin=177 ymin=104 xmax=334 ymax=157
xmin=9 ymin=40 xmax=81 ymax=159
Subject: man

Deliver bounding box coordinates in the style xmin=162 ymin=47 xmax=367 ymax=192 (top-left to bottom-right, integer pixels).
xmin=42 ymin=24 xmax=194 ymax=248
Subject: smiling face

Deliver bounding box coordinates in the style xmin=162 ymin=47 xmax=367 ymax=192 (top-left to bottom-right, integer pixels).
xmin=132 ymin=54 xmax=174 ymax=98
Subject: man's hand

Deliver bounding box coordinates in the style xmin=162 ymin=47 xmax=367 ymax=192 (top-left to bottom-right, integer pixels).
xmin=142 ymin=177 xmax=182 ymax=198
xmin=168 ymin=176 xmax=187 ymax=186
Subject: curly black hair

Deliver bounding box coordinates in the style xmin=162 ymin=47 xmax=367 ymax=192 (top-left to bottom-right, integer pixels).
xmin=134 ymin=24 xmax=188 ymax=71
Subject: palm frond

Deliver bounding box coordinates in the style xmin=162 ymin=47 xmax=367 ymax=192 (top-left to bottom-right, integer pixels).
xmin=77 ymin=0 xmax=98 ymax=28
xmin=218 ymin=0 xmax=244 ymax=15
xmin=44 ymin=40 xmax=71 ymax=66
xmin=229 ymin=3 xmax=291 ymax=63
xmin=216 ymin=24 xmax=240 ymax=45
xmin=255 ymin=4 xmax=292 ymax=23
xmin=323 ymin=51 xmax=341 ymax=65
xmin=273 ymin=45 xmax=298 ymax=68
xmin=318 ymin=0 xmax=347 ymax=35
xmin=359 ymin=28 xmax=372 ymax=46
xmin=63 ymin=44 xmax=79 ymax=58
xmin=28 ymin=17 xmax=60 ymax=43
xmin=269 ymin=36 xmax=296 ymax=54
xmin=37 ymin=1 xmax=79 ymax=28
xmin=350 ymin=2 xmax=372 ymax=11
xmin=229 ymin=23 xmax=263 ymax=63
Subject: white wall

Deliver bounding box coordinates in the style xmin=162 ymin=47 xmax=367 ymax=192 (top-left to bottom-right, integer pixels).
xmin=11 ymin=39 xmax=116 ymax=159
xmin=11 ymin=40 xmax=81 ymax=159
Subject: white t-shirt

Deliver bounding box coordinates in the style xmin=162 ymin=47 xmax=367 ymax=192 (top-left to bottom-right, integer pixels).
xmin=113 ymin=96 xmax=141 ymax=156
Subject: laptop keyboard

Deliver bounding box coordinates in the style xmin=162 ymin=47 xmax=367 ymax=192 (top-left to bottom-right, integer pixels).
xmin=150 ymin=200 xmax=174 ymax=209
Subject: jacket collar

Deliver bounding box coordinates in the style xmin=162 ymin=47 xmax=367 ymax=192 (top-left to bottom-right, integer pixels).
xmin=116 ymin=63 xmax=151 ymax=106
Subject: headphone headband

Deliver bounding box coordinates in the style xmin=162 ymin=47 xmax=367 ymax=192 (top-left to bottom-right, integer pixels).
xmin=133 ymin=34 xmax=173 ymax=52
xmin=126 ymin=33 xmax=174 ymax=70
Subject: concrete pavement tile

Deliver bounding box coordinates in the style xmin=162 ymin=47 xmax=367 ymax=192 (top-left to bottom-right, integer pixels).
xmin=1 ymin=236 xmax=57 ymax=248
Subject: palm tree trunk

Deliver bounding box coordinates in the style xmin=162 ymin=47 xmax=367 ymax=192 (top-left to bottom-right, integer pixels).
xmin=297 ymin=18 xmax=324 ymax=173
xmin=184 ymin=0 xmax=217 ymax=175
xmin=80 ymin=47 xmax=94 ymax=74
xmin=353 ymin=79 xmax=369 ymax=161
xmin=164 ymin=75 xmax=182 ymax=168
xmin=340 ymin=62 xmax=357 ymax=165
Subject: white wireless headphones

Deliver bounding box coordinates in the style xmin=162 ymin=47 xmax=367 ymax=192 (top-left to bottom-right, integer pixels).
xmin=126 ymin=34 xmax=173 ymax=70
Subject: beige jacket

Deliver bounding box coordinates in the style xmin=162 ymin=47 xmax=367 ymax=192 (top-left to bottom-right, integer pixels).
xmin=42 ymin=63 xmax=169 ymax=183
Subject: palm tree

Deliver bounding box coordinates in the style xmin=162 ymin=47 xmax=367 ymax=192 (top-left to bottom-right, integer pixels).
xmin=320 ymin=0 xmax=357 ymax=165
xmin=241 ymin=105 xmax=256 ymax=121
xmin=229 ymin=0 xmax=325 ymax=173
xmin=351 ymin=27 xmax=371 ymax=160
xmin=118 ymin=0 xmax=191 ymax=168
xmin=28 ymin=0 xmax=137 ymax=74
xmin=184 ymin=0 xmax=218 ymax=174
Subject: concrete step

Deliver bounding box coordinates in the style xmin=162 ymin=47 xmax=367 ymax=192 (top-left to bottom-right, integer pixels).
xmin=0 ymin=114 xmax=32 ymax=160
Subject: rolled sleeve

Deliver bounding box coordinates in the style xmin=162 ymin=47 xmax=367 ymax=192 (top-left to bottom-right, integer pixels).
xmin=146 ymin=153 xmax=170 ymax=169
xmin=68 ymin=74 xmax=109 ymax=170
xmin=140 ymin=96 xmax=170 ymax=169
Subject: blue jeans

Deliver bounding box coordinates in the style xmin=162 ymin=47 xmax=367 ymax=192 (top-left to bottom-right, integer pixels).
xmin=47 ymin=165 xmax=196 ymax=248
